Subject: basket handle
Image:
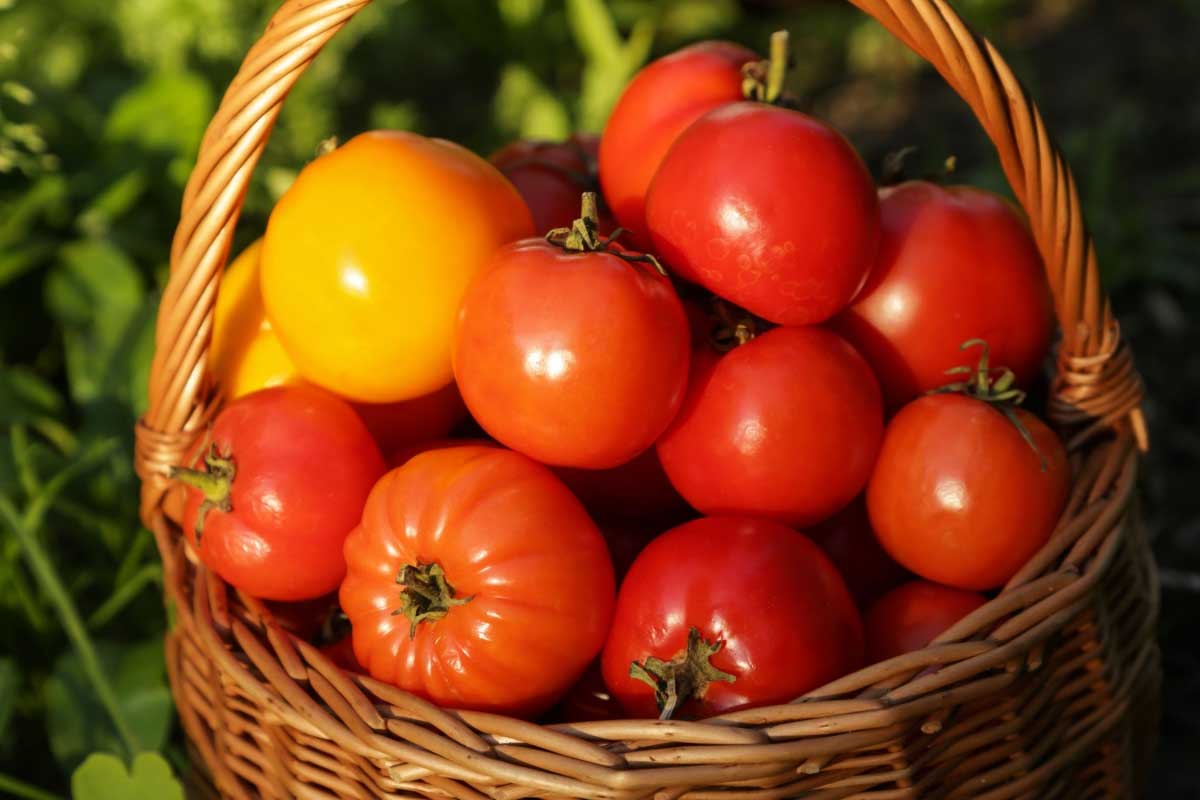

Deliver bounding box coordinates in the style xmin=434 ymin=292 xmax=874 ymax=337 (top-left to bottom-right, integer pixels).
xmin=135 ymin=0 xmax=1146 ymax=527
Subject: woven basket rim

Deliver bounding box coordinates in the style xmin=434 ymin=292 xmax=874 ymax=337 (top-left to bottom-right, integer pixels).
xmin=135 ymin=1 xmax=1159 ymax=797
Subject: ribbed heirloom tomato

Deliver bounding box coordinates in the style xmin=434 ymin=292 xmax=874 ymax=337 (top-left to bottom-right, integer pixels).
xmin=658 ymin=325 xmax=883 ymax=526
xmin=339 ymin=446 xmax=616 ymax=718
xmin=453 ymin=196 xmax=690 ymax=469
xmin=490 ymin=134 xmax=615 ymax=234
xmin=868 ymin=342 xmax=1071 ymax=590
xmin=602 ymin=517 xmax=862 ymax=719
xmin=174 ymin=386 xmax=385 ymax=601
xmin=261 ymin=130 xmax=533 ymax=403
xmin=834 ymin=181 xmax=1055 ymax=408
xmin=598 ymin=40 xmax=758 ymax=243
xmin=864 ymin=581 xmax=987 ymax=663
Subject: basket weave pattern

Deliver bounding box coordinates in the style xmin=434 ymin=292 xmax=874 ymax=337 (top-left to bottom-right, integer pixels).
xmin=134 ymin=0 xmax=1160 ymax=797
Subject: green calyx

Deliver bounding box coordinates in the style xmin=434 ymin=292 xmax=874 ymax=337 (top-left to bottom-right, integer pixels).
xmin=742 ymin=30 xmax=791 ymax=105
xmin=392 ymin=562 xmax=474 ymax=639
xmin=169 ymin=443 xmax=236 ymax=544
xmin=545 ymin=192 xmax=667 ymax=277
xmin=629 ymin=627 xmax=736 ymax=720
xmin=930 ymin=338 xmax=1048 ymax=470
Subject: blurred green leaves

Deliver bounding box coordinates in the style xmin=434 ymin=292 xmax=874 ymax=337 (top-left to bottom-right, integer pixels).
xmin=71 ymin=752 xmax=182 ymax=800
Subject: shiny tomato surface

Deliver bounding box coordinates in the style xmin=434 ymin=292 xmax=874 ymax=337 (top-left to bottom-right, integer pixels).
xmin=339 ymin=446 xmax=615 ymax=717
xmin=454 ymin=239 xmax=690 ymax=468
xmin=868 ymin=394 xmax=1070 ymax=590
xmin=864 ymin=581 xmax=987 ymax=663
xmin=658 ymin=326 xmax=883 ymax=526
xmin=262 ymin=131 xmax=533 ymax=403
xmin=602 ymin=517 xmax=862 ymax=719
xmin=834 ymin=181 xmax=1054 ymax=409
xmin=599 ymin=41 xmax=757 ymax=243
xmin=178 ymin=386 xmax=385 ymax=601
xmin=645 ymin=102 xmax=879 ymax=324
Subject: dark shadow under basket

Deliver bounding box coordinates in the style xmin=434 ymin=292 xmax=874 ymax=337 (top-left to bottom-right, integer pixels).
xmin=133 ymin=0 xmax=1160 ymax=797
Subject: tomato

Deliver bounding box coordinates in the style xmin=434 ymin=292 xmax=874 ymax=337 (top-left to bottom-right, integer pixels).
xmin=602 ymin=517 xmax=862 ymax=719
xmin=174 ymin=386 xmax=385 ymax=601
xmin=453 ymin=203 xmax=690 ymax=468
xmin=658 ymin=326 xmax=883 ymax=527
xmin=552 ymin=448 xmax=691 ymax=523
xmin=385 ymin=437 xmax=493 ymax=470
xmin=351 ymin=382 xmax=467 ymax=456
xmin=598 ymin=518 xmax=665 ymax=581
xmin=645 ymin=102 xmax=879 ymax=325
xmin=209 ymin=239 xmax=301 ymax=398
xmin=320 ymin=635 xmax=365 ymax=673
xmin=261 ymin=131 xmax=534 ymax=403
xmin=264 ymin=593 xmax=339 ymax=641
xmin=490 ymin=134 xmax=616 ymax=235
xmin=864 ymin=581 xmax=987 ymax=662
xmin=339 ymin=446 xmax=615 ymax=717
xmin=554 ymin=662 xmax=624 ymax=723
xmin=867 ymin=349 xmax=1070 ymax=590
xmin=833 ymin=181 xmax=1054 ymax=409
xmin=599 ymin=41 xmax=758 ymax=244
xmin=808 ymin=499 xmax=909 ymax=609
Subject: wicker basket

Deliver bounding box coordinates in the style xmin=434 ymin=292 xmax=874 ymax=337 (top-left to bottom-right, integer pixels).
xmin=134 ymin=0 xmax=1160 ymax=797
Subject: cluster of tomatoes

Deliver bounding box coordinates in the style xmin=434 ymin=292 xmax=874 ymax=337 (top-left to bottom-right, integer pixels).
xmin=179 ymin=32 xmax=1071 ymax=722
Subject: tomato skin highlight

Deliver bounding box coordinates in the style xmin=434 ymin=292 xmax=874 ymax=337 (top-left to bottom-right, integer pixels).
xmin=599 ymin=41 xmax=758 ymax=244
xmin=178 ymin=386 xmax=386 ymax=601
xmin=808 ymin=499 xmax=910 ymax=609
xmin=454 ymin=239 xmax=690 ymax=469
xmin=339 ymin=446 xmax=616 ymax=718
xmin=658 ymin=326 xmax=883 ymax=527
xmin=645 ymin=102 xmax=880 ymax=324
xmin=490 ymin=134 xmax=615 ymax=235
xmin=833 ymin=181 xmax=1055 ymax=409
xmin=864 ymin=581 xmax=987 ymax=663
xmin=602 ymin=517 xmax=863 ymax=719
xmin=261 ymin=130 xmax=534 ymax=403
xmin=867 ymin=394 xmax=1070 ymax=591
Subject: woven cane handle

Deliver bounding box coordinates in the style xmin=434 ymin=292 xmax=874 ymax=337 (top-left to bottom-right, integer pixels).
xmin=136 ymin=0 xmax=1145 ymax=526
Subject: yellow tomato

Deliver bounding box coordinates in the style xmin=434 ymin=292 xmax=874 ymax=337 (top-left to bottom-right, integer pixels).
xmin=260 ymin=130 xmax=534 ymax=403
xmin=209 ymin=239 xmax=301 ymax=399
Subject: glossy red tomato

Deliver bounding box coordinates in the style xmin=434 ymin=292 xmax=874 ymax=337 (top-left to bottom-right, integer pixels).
xmin=599 ymin=41 xmax=758 ymax=243
xmin=340 ymin=446 xmax=615 ymax=717
xmin=808 ymin=500 xmax=909 ymax=609
xmin=554 ymin=662 xmax=624 ymax=723
xmin=645 ymin=102 xmax=879 ymax=325
xmin=453 ymin=233 xmax=690 ymax=469
xmin=552 ymin=447 xmax=691 ymax=523
xmin=602 ymin=517 xmax=862 ymax=719
xmin=351 ymin=381 xmax=467 ymax=456
xmin=833 ymin=181 xmax=1055 ymax=409
xmin=175 ymin=386 xmax=385 ymax=601
xmin=658 ymin=326 xmax=883 ymax=526
xmin=868 ymin=394 xmax=1070 ymax=591
xmin=490 ymin=134 xmax=616 ymax=235
xmin=864 ymin=581 xmax=987 ymax=663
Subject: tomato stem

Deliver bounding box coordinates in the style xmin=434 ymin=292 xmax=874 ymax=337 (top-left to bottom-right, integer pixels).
xmin=170 ymin=443 xmax=235 ymax=544
xmin=743 ymin=30 xmax=790 ymax=104
xmin=710 ymin=297 xmax=760 ymax=350
xmin=545 ymin=192 xmax=668 ymax=276
xmin=393 ymin=562 xmax=473 ymax=639
xmin=930 ymin=339 xmax=1048 ymax=470
xmin=629 ymin=627 xmax=735 ymax=720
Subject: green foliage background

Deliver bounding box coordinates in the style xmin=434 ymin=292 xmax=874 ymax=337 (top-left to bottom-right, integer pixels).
xmin=0 ymin=0 xmax=1196 ymax=796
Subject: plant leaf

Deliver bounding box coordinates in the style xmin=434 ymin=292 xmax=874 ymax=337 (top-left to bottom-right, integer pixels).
xmin=0 ymin=656 xmax=18 ymax=738
xmin=104 ymin=71 xmax=214 ymax=158
xmin=71 ymin=752 xmax=183 ymax=800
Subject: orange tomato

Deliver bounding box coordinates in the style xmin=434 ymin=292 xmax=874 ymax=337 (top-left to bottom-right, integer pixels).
xmin=261 ymin=131 xmax=534 ymax=403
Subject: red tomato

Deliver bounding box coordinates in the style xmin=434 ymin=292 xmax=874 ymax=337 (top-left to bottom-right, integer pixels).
xmin=174 ymin=386 xmax=385 ymax=601
xmin=265 ymin=593 xmax=339 ymax=641
xmin=599 ymin=41 xmax=758 ymax=243
xmin=834 ymin=181 xmax=1054 ymax=409
xmin=351 ymin=381 xmax=467 ymax=455
xmin=658 ymin=326 xmax=883 ymax=527
xmin=386 ymin=437 xmax=493 ymax=470
xmin=864 ymin=581 xmax=987 ymax=663
xmin=807 ymin=500 xmax=909 ymax=609
xmin=453 ymin=232 xmax=690 ymax=469
xmin=602 ymin=517 xmax=862 ymax=719
xmin=553 ymin=662 xmax=624 ymax=723
xmin=320 ymin=635 xmax=365 ymax=673
xmin=552 ymin=448 xmax=692 ymax=523
xmin=490 ymin=134 xmax=616 ymax=235
xmin=339 ymin=446 xmax=615 ymax=717
xmin=645 ymin=102 xmax=879 ymax=325
xmin=868 ymin=393 xmax=1070 ymax=591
